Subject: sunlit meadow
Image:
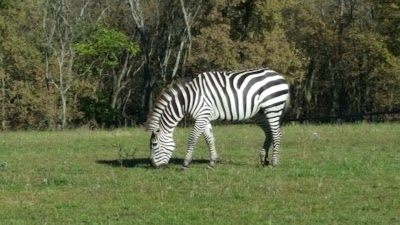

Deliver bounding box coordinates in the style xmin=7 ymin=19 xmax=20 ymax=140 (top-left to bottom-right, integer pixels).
xmin=1 ymin=123 xmax=399 ymax=224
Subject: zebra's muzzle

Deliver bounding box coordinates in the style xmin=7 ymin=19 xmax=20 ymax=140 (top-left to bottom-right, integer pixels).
xmin=150 ymin=158 xmax=166 ymax=168
xmin=150 ymin=158 xmax=157 ymax=168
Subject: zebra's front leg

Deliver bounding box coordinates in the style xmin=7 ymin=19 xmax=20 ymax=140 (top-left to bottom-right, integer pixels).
xmin=182 ymin=118 xmax=210 ymax=169
xmin=204 ymin=123 xmax=218 ymax=169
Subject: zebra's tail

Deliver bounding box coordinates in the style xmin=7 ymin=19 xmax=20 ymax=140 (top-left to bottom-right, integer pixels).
xmin=284 ymin=92 xmax=291 ymax=115
xmin=280 ymin=89 xmax=291 ymax=124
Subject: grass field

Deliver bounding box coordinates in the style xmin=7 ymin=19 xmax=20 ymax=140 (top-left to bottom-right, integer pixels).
xmin=0 ymin=123 xmax=399 ymax=224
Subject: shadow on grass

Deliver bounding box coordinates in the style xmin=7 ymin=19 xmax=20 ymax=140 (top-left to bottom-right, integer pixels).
xmin=96 ymin=158 xmax=210 ymax=168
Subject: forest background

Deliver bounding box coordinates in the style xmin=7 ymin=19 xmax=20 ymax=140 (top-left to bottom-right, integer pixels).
xmin=0 ymin=0 xmax=399 ymax=130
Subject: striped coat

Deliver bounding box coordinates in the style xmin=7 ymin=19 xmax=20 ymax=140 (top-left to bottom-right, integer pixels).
xmin=146 ymin=68 xmax=290 ymax=169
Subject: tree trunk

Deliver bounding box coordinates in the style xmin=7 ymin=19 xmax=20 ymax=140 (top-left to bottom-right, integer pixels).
xmin=1 ymin=74 xmax=5 ymax=130
xmin=139 ymin=57 xmax=152 ymax=125
xmin=111 ymin=53 xmax=133 ymax=110
xmin=127 ymin=0 xmax=153 ymax=124
xmin=60 ymin=90 xmax=67 ymax=130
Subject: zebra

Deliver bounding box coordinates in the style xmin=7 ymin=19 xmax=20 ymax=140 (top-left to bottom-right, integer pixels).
xmin=145 ymin=68 xmax=290 ymax=169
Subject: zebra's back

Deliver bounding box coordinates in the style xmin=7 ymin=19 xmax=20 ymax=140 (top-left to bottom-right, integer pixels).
xmin=186 ymin=68 xmax=289 ymax=121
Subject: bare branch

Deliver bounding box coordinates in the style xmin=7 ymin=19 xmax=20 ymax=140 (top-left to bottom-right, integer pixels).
xmin=79 ymin=0 xmax=92 ymax=18
xmin=127 ymin=0 xmax=144 ymax=28
xmin=180 ymin=0 xmax=192 ymax=44
xmin=96 ymin=1 xmax=111 ymax=23
xmin=132 ymin=60 xmax=145 ymax=77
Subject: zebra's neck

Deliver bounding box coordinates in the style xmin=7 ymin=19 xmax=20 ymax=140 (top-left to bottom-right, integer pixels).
xmin=159 ymin=93 xmax=186 ymax=133
xmin=147 ymin=82 xmax=188 ymax=133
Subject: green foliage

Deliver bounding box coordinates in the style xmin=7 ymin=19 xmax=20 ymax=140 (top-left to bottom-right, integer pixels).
xmin=375 ymin=1 xmax=400 ymax=56
xmin=73 ymin=26 xmax=139 ymax=67
xmin=0 ymin=0 xmax=400 ymax=129
xmin=78 ymin=96 xmax=122 ymax=128
xmin=70 ymin=25 xmax=141 ymax=127
xmin=0 ymin=0 xmax=18 ymax=10
xmin=281 ymin=0 xmax=400 ymax=118
xmin=0 ymin=124 xmax=399 ymax=223
xmin=189 ymin=0 xmax=304 ymax=79
xmin=0 ymin=0 xmax=49 ymax=130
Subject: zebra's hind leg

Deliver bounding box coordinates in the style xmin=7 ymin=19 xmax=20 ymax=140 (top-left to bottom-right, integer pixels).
xmin=261 ymin=131 xmax=273 ymax=167
xmin=204 ymin=123 xmax=218 ymax=169
xmin=254 ymin=114 xmax=272 ymax=167
xmin=268 ymin=119 xmax=282 ymax=167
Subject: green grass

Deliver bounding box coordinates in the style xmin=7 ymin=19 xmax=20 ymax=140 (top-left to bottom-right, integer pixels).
xmin=1 ymin=123 xmax=399 ymax=224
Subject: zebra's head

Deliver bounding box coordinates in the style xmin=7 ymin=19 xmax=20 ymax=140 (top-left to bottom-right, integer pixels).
xmin=149 ymin=128 xmax=175 ymax=168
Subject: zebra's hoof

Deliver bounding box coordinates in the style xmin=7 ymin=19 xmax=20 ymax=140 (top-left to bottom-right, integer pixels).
xmin=264 ymin=165 xmax=274 ymax=169
xmin=208 ymin=161 xmax=216 ymax=168
xmin=207 ymin=165 xmax=215 ymax=170
xmin=180 ymin=166 xmax=189 ymax=171
xmin=262 ymin=160 xmax=270 ymax=167
xmin=270 ymin=160 xmax=278 ymax=167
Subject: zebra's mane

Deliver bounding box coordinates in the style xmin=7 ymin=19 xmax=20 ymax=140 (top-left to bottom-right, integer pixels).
xmin=145 ymin=76 xmax=194 ymax=131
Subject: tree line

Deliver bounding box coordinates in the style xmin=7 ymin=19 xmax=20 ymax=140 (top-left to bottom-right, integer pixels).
xmin=0 ymin=0 xmax=399 ymax=130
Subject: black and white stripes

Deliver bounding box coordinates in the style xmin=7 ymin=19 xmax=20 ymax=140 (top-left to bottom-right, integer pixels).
xmin=146 ymin=68 xmax=290 ymax=168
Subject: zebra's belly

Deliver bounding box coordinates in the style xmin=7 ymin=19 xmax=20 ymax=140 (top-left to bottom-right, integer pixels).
xmin=211 ymin=106 xmax=259 ymax=121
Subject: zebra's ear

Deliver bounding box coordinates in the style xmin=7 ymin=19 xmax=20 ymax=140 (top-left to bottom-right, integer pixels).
xmin=153 ymin=128 xmax=161 ymax=135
